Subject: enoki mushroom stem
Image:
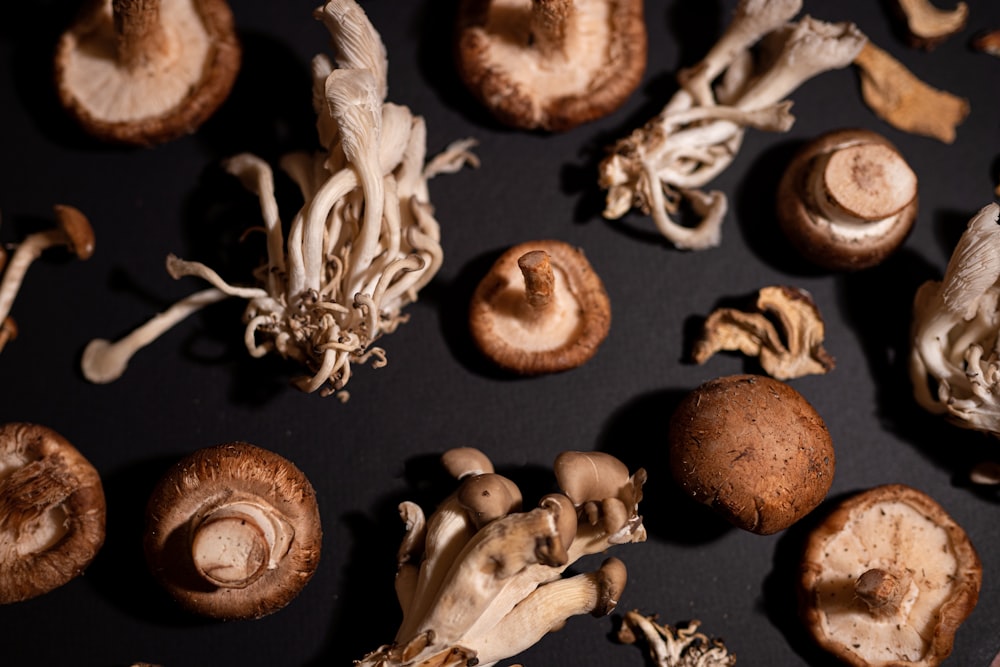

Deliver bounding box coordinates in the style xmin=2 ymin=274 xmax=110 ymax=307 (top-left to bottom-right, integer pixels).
xmin=855 ymin=567 xmax=904 ymax=615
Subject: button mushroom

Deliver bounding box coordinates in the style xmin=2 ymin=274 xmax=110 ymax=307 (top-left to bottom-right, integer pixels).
xmin=799 ymin=484 xmax=981 ymax=667
xmin=455 ymin=0 xmax=647 ymax=132
xmin=668 ymin=374 xmax=835 ymax=535
xmin=143 ymin=442 xmax=322 ymax=620
xmin=469 ymin=239 xmax=611 ymax=375
xmin=54 ymin=0 xmax=241 ymax=146
xmin=776 ymin=128 xmax=919 ymax=271
xmin=0 ymin=422 xmax=106 ymax=604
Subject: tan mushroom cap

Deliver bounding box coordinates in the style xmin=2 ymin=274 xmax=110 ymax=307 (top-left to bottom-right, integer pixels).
xmin=53 ymin=204 xmax=95 ymax=261
xmin=800 ymin=484 xmax=981 ymax=667
xmin=0 ymin=422 xmax=106 ymax=604
xmin=469 ymin=239 xmax=611 ymax=375
xmin=144 ymin=442 xmax=322 ymax=620
xmin=54 ymin=0 xmax=241 ymax=147
xmin=455 ymin=0 xmax=647 ymax=131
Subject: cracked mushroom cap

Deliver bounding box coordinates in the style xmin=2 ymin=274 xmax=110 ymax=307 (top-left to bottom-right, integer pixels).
xmin=144 ymin=442 xmax=322 ymax=620
xmin=799 ymin=484 xmax=981 ymax=667
xmin=469 ymin=239 xmax=611 ymax=375
xmin=0 ymin=422 xmax=106 ymax=604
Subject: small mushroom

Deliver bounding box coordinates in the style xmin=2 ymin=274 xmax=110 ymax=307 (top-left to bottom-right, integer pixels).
xmin=469 ymin=240 xmax=611 ymax=375
xmin=143 ymin=442 xmax=322 ymax=620
xmin=54 ymin=0 xmax=241 ymax=146
xmin=0 ymin=422 xmax=106 ymax=604
xmin=892 ymin=0 xmax=968 ymax=50
xmin=617 ymin=611 xmax=736 ymax=667
xmin=799 ymin=484 xmax=981 ymax=667
xmin=455 ymin=0 xmax=647 ymax=131
xmin=973 ymin=29 xmax=1000 ymax=56
xmin=668 ymin=374 xmax=835 ymax=535
xmin=776 ymin=128 xmax=918 ymax=271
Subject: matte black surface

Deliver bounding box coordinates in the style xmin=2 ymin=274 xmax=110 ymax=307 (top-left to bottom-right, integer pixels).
xmin=2 ymin=1 xmax=999 ymax=665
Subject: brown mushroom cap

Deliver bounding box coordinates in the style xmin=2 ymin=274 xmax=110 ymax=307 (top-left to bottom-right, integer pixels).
xmin=0 ymin=422 xmax=106 ymax=604
xmin=799 ymin=484 xmax=981 ymax=667
xmin=144 ymin=442 xmax=322 ymax=620
xmin=53 ymin=204 xmax=95 ymax=261
xmin=469 ymin=239 xmax=611 ymax=375
xmin=668 ymin=374 xmax=835 ymax=535
xmin=455 ymin=0 xmax=647 ymax=131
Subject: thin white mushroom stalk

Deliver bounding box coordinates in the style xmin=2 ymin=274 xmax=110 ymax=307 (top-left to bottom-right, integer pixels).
xmin=357 ymin=448 xmax=647 ymax=667
xmin=598 ymin=0 xmax=865 ymax=250
xmin=79 ymin=0 xmax=477 ymax=397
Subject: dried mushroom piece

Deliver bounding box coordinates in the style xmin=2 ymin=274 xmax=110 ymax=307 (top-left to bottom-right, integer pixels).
xmin=617 ymin=611 xmax=736 ymax=667
xmin=893 ymin=0 xmax=968 ymax=49
xmin=0 ymin=423 xmax=106 ymax=604
xmin=455 ymin=0 xmax=647 ymax=131
xmin=800 ymin=484 xmax=981 ymax=667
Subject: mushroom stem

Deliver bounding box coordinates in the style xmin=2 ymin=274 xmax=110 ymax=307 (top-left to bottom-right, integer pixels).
xmin=519 ymin=251 xmax=555 ymax=312
xmin=0 ymin=230 xmax=67 ymax=324
xmin=855 ymin=567 xmax=905 ymax=615
xmin=531 ymin=0 xmax=574 ymax=58
xmin=113 ymin=0 xmax=169 ymax=70
xmin=190 ymin=501 xmax=294 ymax=589
xmin=809 ymin=142 xmax=917 ymax=223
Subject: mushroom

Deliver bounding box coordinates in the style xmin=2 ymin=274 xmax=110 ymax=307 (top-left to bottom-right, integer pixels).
xmin=892 ymin=0 xmax=968 ymax=50
xmin=54 ymin=0 xmax=241 ymax=146
xmin=776 ymin=128 xmax=919 ymax=271
xmin=668 ymin=374 xmax=835 ymax=535
xmin=0 ymin=422 xmax=106 ymax=604
xmin=143 ymin=442 xmax=322 ymax=620
xmin=799 ymin=484 xmax=981 ymax=667
xmin=80 ymin=0 xmax=477 ymax=398
xmin=455 ymin=0 xmax=647 ymax=132
xmin=973 ymin=29 xmax=1000 ymax=56
xmin=469 ymin=239 xmax=611 ymax=375
xmin=617 ymin=611 xmax=736 ymax=667
xmin=692 ymin=285 xmax=835 ymax=379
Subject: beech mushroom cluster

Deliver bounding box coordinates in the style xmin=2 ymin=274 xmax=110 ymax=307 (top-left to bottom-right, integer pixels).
xmin=80 ymin=0 xmax=476 ymax=398
xmin=356 ymin=447 xmax=646 ymax=667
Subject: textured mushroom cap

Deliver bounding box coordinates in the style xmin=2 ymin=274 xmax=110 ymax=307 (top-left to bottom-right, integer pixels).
xmin=53 ymin=204 xmax=95 ymax=261
xmin=668 ymin=374 xmax=835 ymax=535
xmin=0 ymin=422 xmax=106 ymax=604
xmin=799 ymin=484 xmax=981 ymax=667
xmin=144 ymin=442 xmax=322 ymax=620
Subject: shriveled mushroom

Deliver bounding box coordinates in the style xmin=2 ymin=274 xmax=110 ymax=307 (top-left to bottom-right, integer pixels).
xmin=668 ymin=374 xmax=835 ymax=535
xmin=54 ymin=0 xmax=241 ymax=146
xmin=892 ymin=0 xmax=968 ymax=50
xmin=617 ymin=611 xmax=736 ymax=667
xmin=598 ymin=0 xmax=866 ymax=250
xmin=81 ymin=0 xmax=476 ymax=398
xmin=0 ymin=422 xmax=106 ymax=604
xmin=776 ymin=128 xmax=919 ymax=270
xmin=469 ymin=240 xmax=611 ymax=375
xmin=692 ymin=285 xmax=835 ymax=380
xmin=144 ymin=442 xmax=321 ymax=620
xmin=455 ymin=0 xmax=647 ymax=132
xmin=358 ymin=447 xmax=646 ymax=667
xmin=799 ymin=484 xmax=981 ymax=667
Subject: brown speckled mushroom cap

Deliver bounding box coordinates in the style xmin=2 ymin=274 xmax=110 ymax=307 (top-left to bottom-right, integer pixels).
xmin=799 ymin=484 xmax=981 ymax=667
xmin=0 ymin=422 xmax=106 ymax=604
xmin=469 ymin=239 xmax=611 ymax=375
xmin=456 ymin=0 xmax=647 ymax=131
xmin=144 ymin=442 xmax=322 ymax=620
xmin=54 ymin=0 xmax=241 ymax=147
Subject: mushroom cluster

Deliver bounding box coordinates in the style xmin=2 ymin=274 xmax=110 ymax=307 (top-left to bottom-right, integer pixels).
xmin=356 ymin=447 xmax=646 ymax=667
xmin=80 ymin=0 xmax=477 ymax=398
xmin=617 ymin=611 xmax=736 ymax=667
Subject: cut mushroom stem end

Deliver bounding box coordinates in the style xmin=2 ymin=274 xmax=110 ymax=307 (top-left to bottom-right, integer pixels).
xmin=854 ymin=568 xmax=906 ymax=616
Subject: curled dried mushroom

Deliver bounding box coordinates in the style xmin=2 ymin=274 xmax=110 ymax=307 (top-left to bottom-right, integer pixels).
xmin=617 ymin=611 xmax=736 ymax=667
xmin=892 ymin=0 xmax=968 ymax=50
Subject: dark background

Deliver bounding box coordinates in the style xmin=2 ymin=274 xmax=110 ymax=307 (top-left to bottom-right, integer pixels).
xmin=2 ymin=1 xmax=999 ymax=665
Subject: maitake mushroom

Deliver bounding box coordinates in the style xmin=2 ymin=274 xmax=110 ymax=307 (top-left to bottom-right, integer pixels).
xmin=143 ymin=442 xmax=322 ymax=620
xmin=356 ymin=447 xmax=647 ymax=667
xmin=0 ymin=422 xmax=106 ymax=604
xmin=80 ymin=0 xmax=477 ymax=398
xmin=892 ymin=0 xmax=969 ymax=50
xmin=799 ymin=484 xmax=981 ymax=667
xmin=598 ymin=0 xmax=865 ymax=250
xmin=617 ymin=611 xmax=736 ymax=667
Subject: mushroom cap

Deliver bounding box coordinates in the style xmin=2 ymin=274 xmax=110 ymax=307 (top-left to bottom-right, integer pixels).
xmin=54 ymin=0 xmax=241 ymax=147
xmin=799 ymin=484 xmax=981 ymax=667
xmin=469 ymin=239 xmax=611 ymax=375
xmin=777 ymin=128 xmax=918 ymax=271
xmin=668 ymin=374 xmax=835 ymax=535
xmin=144 ymin=442 xmax=322 ymax=620
xmin=455 ymin=0 xmax=647 ymax=131
xmin=53 ymin=204 xmax=95 ymax=261
xmin=0 ymin=422 xmax=106 ymax=604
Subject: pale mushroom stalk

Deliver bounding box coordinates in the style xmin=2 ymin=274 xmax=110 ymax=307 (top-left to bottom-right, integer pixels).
xmin=617 ymin=612 xmax=737 ymax=667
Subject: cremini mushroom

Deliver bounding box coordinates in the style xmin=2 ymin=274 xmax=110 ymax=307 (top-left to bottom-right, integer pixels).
xmin=469 ymin=239 xmax=611 ymax=375
xmin=54 ymin=0 xmax=241 ymax=146
xmin=668 ymin=374 xmax=835 ymax=535
xmin=143 ymin=442 xmax=321 ymax=620
xmin=358 ymin=447 xmax=646 ymax=667
xmin=776 ymin=128 xmax=919 ymax=271
xmin=80 ymin=0 xmax=476 ymax=398
xmin=455 ymin=0 xmax=647 ymax=131
xmin=0 ymin=422 xmax=106 ymax=604
xmin=617 ymin=611 xmax=736 ymax=667
xmin=892 ymin=0 xmax=968 ymax=50
xmin=799 ymin=484 xmax=981 ymax=667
